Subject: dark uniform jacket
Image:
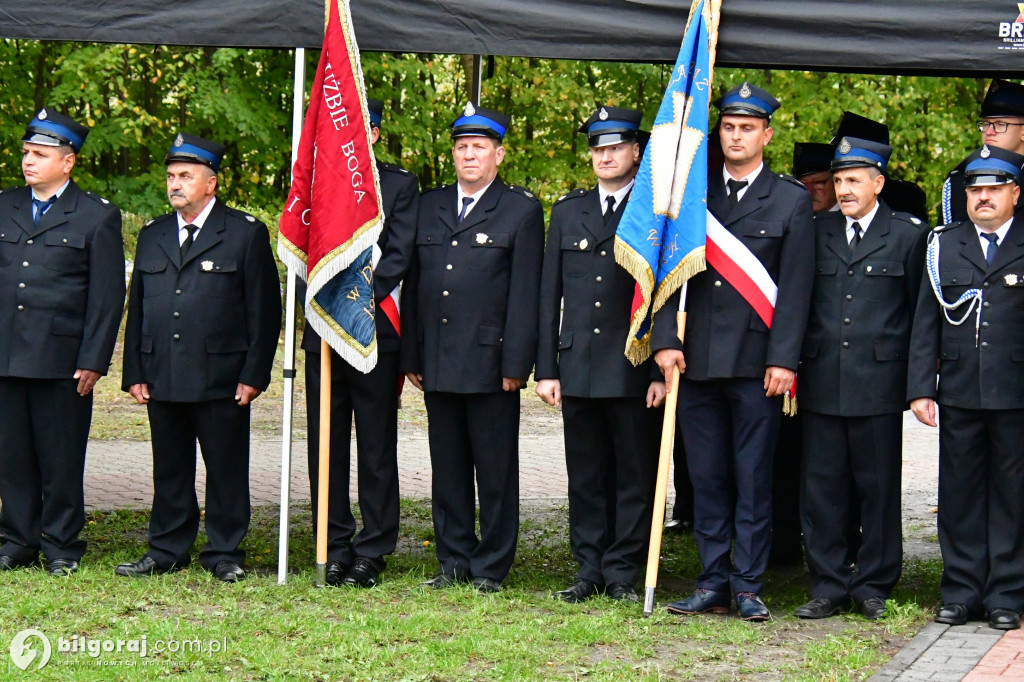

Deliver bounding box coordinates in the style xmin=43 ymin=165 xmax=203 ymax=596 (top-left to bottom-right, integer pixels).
xmin=800 ymin=203 xmax=928 ymax=416
xmin=301 ymin=160 xmax=419 ymax=354
xmin=0 ymin=181 xmax=124 ymax=378
xmin=943 ymin=157 xmax=1024 ymax=224
xmin=908 ymin=218 xmax=1024 ymax=410
xmin=535 ymin=186 xmax=653 ymax=398
xmin=652 ymin=166 xmax=815 ymax=378
xmin=122 ymin=199 xmax=282 ymax=402
xmin=399 ymin=177 xmax=544 ymax=393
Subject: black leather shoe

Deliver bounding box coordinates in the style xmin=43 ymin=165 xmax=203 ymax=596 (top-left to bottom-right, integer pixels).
xmin=989 ymin=608 xmax=1021 ymax=630
xmin=935 ymin=603 xmax=970 ymax=625
xmin=554 ymin=578 xmax=601 ymax=603
xmin=472 ymin=577 xmax=502 ymax=593
xmin=794 ymin=596 xmax=845 ymax=619
xmin=666 ymin=588 xmax=730 ymax=615
xmin=212 ymin=560 xmax=245 ymax=583
xmin=324 ymin=560 xmax=349 ymax=586
xmin=607 ymin=582 xmax=640 ymax=603
xmin=422 ymin=573 xmax=462 ymax=589
xmin=0 ymin=554 xmax=35 ymax=571
xmin=45 ymin=558 xmax=78 ymax=576
xmin=736 ymin=592 xmax=771 ymax=622
xmin=115 ymin=556 xmax=178 ymax=578
xmin=858 ymin=596 xmax=886 ymax=620
xmin=664 ymin=518 xmax=693 ymax=534
xmin=343 ymin=558 xmax=380 ymax=588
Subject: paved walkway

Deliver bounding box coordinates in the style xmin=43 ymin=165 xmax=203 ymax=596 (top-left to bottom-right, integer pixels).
xmin=74 ymin=415 xmax=1024 ymax=681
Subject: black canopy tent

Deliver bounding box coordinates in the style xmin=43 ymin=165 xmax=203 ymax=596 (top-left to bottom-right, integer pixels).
xmin=0 ymin=0 xmax=1023 ymax=77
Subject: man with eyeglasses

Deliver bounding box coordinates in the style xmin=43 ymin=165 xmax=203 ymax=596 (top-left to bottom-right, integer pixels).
xmin=942 ymin=79 xmax=1024 ymax=224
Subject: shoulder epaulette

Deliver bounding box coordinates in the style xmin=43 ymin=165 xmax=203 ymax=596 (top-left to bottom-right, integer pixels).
xmin=422 ymin=184 xmax=450 ymax=195
xmin=378 ymin=161 xmax=412 ymax=175
xmin=892 ymin=211 xmax=926 ymax=228
xmin=933 ymin=221 xmax=965 ymax=234
xmin=554 ymin=188 xmax=587 ymax=205
xmin=507 ymin=185 xmax=539 ymax=201
xmin=226 ymin=206 xmax=260 ymax=224
xmin=83 ymin=190 xmax=116 ymax=208
xmin=776 ymin=173 xmax=807 ymax=190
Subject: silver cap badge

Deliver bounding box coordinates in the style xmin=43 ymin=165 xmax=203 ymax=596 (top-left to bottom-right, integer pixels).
xmin=38 ymin=109 xmax=47 ymax=120
xmin=599 ymin=107 xmax=609 ymax=121
xmin=174 ymin=133 xmax=185 ymax=147
xmin=464 ymin=102 xmax=476 ymax=117
xmin=981 ymin=145 xmax=991 ymax=159
xmin=739 ymin=82 xmax=752 ymax=99
xmin=838 ymin=138 xmax=852 ymax=154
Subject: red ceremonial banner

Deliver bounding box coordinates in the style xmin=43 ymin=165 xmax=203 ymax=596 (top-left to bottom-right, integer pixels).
xmin=278 ymin=0 xmax=383 ymax=372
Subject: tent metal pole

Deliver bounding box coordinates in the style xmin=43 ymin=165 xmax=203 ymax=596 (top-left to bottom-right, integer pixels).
xmin=278 ymin=45 xmax=306 ymax=586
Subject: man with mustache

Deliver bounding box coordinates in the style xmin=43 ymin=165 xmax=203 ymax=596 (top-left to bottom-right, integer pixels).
xmin=909 ymin=144 xmax=1024 ymax=630
xmin=120 ymin=133 xmax=281 ymax=582
xmin=795 ymin=137 xmax=927 ymax=620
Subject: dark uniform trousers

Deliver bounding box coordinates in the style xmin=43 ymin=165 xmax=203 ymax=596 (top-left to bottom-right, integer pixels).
xmin=122 ymin=200 xmax=281 ymax=571
xmin=0 ymin=181 xmax=124 ymax=563
xmin=400 ymin=177 xmax=544 ymax=583
xmin=799 ymin=206 xmax=927 ymax=601
xmin=535 ymin=187 xmax=660 ymax=587
xmin=302 ymin=160 xmax=417 ymax=569
xmin=908 ymin=218 xmax=1024 ymax=613
xmin=652 ymin=166 xmax=815 ymax=595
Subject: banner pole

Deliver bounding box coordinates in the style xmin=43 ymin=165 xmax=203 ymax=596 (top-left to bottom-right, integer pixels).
xmin=643 ymin=283 xmax=688 ymax=616
xmin=315 ymin=339 xmax=332 ymax=586
xmin=277 ymin=45 xmax=307 ymax=586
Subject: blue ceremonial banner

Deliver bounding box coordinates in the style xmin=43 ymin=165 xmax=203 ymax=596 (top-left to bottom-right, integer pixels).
xmin=614 ymin=0 xmax=720 ymax=365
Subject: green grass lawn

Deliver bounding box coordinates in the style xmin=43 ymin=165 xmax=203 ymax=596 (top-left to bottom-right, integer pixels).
xmin=0 ymin=501 xmax=940 ymax=681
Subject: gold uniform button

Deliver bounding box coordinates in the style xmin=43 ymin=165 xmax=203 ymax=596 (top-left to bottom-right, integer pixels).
xmin=600 ymin=250 xmax=607 ymax=257
xmin=22 ymin=261 xmax=29 ymax=268
xmin=173 ymin=333 xmax=180 ymax=340
xmin=451 ymin=240 xmax=458 ymax=246
xmin=442 ymin=291 xmax=449 ymax=297
xmin=25 ymin=239 xmax=33 ymax=245
xmin=446 ymin=264 xmax=453 ymax=270
xmin=593 ymin=328 xmax=601 ymax=334
xmin=18 ymin=283 xmax=25 ymax=289
xmin=16 ymin=305 xmax=23 ymax=311
xmin=595 ymin=276 xmax=603 ymax=283
xmin=442 ymin=318 xmax=448 ymax=325
xmin=594 ymin=302 xmax=602 ymax=309
xmin=714 ymin=280 xmax=722 ymax=287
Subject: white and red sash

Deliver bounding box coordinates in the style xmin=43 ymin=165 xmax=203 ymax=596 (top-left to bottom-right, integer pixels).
xmin=704 ymin=210 xmax=797 ymax=411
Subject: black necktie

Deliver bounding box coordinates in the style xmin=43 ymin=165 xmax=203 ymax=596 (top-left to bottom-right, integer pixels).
xmin=604 ymin=195 xmax=616 ymax=225
xmin=727 ymin=179 xmax=747 ymax=208
xmin=457 ymin=197 xmax=474 ymax=224
xmin=180 ymin=224 xmax=200 ymax=259
xmin=31 ymin=195 xmax=57 ymax=226
xmin=982 ymin=232 xmax=999 ymax=265
xmin=850 ymin=221 xmax=863 ymax=251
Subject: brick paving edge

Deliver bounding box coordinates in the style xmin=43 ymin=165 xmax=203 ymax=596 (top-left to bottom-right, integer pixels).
xmin=869 ymin=622 xmax=950 ymax=681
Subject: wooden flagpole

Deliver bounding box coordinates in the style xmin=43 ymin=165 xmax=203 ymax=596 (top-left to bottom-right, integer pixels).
xmin=643 ymin=283 xmax=688 ymax=616
xmin=314 ymin=338 xmax=332 ymax=586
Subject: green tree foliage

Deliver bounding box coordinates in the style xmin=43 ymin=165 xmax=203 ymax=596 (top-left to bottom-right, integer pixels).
xmin=0 ymin=39 xmax=995 ymax=228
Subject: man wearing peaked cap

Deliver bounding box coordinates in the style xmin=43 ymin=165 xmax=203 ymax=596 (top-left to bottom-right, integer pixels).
xmin=910 ymin=144 xmax=1024 ymax=631
xmin=795 ymin=137 xmax=928 ymax=621
xmin=829 ymin=112 xmax=929 ymax=224
xmin=943 ymin=80 xmax=1024 ymax=224
xmin=536 ymin=105 xmax=665 ymax=604
xmin=300 ymin=96 xmax=419 ymax=588
xmin=0 ymin=108 xmax=124 ymax=577
xmin=653 ymin=82 xmax=815 ymax=622
xmin=400 ymin=103 xmax=544 ymax=593
xmin=120 ymin=132 xmax=281 ymax=583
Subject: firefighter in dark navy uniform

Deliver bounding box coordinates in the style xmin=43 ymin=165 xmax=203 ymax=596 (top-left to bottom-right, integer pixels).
xmin=119 ymin=133 xmax=281 ymax=583
xmin=0 ymin=108 xmax=124 ymax=576
xmin=535 ymin=106 xmax=665 ymax=604
xmin=400 ymin=104 xmax=544 ymax=592
xmin=910 ymin=145 xmax=1024 ymax=631
xmin=794 ymin=137 xmax=927 ymax=621
xmin=301 ymin=97 xmax=419 ymax=588
xmin=652 ymin=82 xmax=815 ymax=622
